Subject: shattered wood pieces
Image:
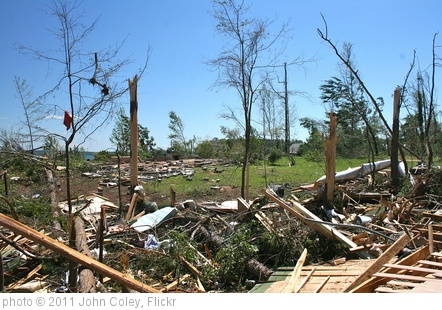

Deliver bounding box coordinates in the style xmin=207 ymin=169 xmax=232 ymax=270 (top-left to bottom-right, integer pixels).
xmin=263 ymin=188 xmax=373 ymax=259
xmin=0 ymin=212 xmax=161 ymax=293
xmin=161 ymin=274 xmax=190 ymax=292
xmin=344 ymin=233 xmax=411 ymax=292
xmin=7 ymin=264 xmax=42 ymax=290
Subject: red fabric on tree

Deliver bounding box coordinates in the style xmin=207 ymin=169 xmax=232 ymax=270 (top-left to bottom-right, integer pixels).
xmin=64 ymin=111 xmax=73 ymax=130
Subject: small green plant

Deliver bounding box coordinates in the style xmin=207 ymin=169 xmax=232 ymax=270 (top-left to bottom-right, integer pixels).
xmin=15 ymin=196 xmax=56 ymax=228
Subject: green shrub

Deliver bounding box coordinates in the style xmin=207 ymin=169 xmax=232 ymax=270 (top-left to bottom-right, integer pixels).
xmin=267 ymin=148 xmax=283 ymax=165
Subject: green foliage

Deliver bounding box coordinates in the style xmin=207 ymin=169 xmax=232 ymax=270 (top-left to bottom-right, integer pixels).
xmin=75 ymin=160 xmax=95 ymax=172
xmin=211 ymin=226 xmax=257 ymax=287
xmin=93 ymin=150 xmax=111 ymax=162
xmin=15 ymin=197 xmax=55 ymax=228
xmin=168 ymin=111 xmax=189 ymax=157
xmin=267 ymin=148 xmax=283 ymax=165
xmin=195 ymin=140 xmax=214 ymax=158
xmin=110 ymin=108 xmax=155 ymax=157
xmin=166 ymin=230 xmax=199 ymax=264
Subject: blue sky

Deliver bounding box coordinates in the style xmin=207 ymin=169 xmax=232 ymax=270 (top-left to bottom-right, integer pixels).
xmin=1 ymin=0 xmax=441 ymax=151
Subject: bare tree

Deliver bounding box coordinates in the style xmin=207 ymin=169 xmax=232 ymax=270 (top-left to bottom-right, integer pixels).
xmin=17 ymin=0 xmax=147 ymax=290
xmin=208 ymin=0 xmax=289 ymax=200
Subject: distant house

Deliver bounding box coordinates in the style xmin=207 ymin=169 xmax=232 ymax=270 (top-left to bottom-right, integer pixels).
xmin=289 ymin=142 xmax=302 ymax=155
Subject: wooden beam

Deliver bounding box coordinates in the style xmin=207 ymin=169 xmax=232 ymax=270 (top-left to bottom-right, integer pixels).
xmin=344 ymin=233 xmax=411 ymax=292
xmin=0 ymin=212 xmax=160 ymax=293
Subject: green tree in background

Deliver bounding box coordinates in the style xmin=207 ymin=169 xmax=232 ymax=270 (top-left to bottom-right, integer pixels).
xmin=168 ymin=111 xmax=188 ymax=157
xmin=110 ymin=107 xmax=155 ymax=158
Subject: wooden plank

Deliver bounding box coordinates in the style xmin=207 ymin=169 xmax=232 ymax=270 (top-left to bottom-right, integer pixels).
xmin=429 ymin=223 xmax=434 ymax=253
xmin=313 ymin=276 xmax=330 ymax=293
xmin=161 ymin=274 xmax=190 ymax=292
xmin=344 ymin=233 xmax=411 ymax=292
xmin=373 ymin=272 xmax=442 ymax=283
xmin=418 ymin=260 xmax=442 ymax=268
xmin=387 ymin=280 xmax=421 ymax=287
xmin=128 ymin=75 xmax=139 ymax=192
xmin=382 ymin=263 xmax=441 ymax=274
xmin=0 ymin=212 xmax=160 ymax=293
xmin=295 ymin=266 xmax=316 ymax=293
xmin=237 ymin=197 xmax=250 ymax=213
xmin=125 ymin=193 xmax=138 ymax=222
xmin=422 ymin=212 xmax=442 ymax=221
xmin=284 ymin=248 xmax=307 ymax=293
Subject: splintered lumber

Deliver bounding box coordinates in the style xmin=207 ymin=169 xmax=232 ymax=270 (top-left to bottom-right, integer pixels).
xmin=180 ymin=256 xmax=202 ymax=278
xmin=284 ymin=248 xmax=308 ymax=293
xmin=161 ymin=274 xmax=190 ymax=292
xmin=8 ymin=264 xmax=42 ymax=290
xmin=126 ymin=193 xmax=139 ymax=222
xmin=262 ymin=189 xmax=373 ymax=259
xmin=0 ymin=212 xmax=160 ymax=293
xmin=344 ymin=233 xmax=411 ymax=292
xmin=350 ymin=245 xmax=431 ymax=293
xmin=423 ymin=212 xmax=442 ymax=222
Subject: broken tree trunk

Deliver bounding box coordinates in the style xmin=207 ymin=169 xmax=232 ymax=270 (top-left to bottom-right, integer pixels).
xmin=391 ymin=87 xmax=401 ymax=188
xmin=0 ymin=212 xmax=160 ymax=293
xmin=74 ymin=216 xmax=97 ymax=293
xmin=325 ymin=112 xmax=337 ymax=204
xmin=246 ymin=258 xmax=273 ymax=282
xmin=129 ymin=75 xmax=139 ymax=194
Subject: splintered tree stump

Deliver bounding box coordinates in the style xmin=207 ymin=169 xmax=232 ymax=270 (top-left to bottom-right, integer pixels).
xmin=245 ymin=258 xmax=273 ymax=281
xmin=74 ymin=217 xmax=97 ymax=293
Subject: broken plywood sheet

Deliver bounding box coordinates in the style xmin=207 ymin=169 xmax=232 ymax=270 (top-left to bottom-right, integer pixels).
xmin=131 ymin=207 xmax=177 ymax=233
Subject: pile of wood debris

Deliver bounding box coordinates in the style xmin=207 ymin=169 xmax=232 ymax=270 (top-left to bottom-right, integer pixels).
xmin=1 ymin=159 xmax=441 ymax=293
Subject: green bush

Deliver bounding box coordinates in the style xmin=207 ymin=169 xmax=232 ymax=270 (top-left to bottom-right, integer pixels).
xmin=267 ymin=148 xmax=283 ymax=165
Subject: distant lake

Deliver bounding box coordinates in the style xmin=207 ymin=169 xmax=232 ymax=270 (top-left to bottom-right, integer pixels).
xmin=84 ymin=152 xmax=94 ymax=161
